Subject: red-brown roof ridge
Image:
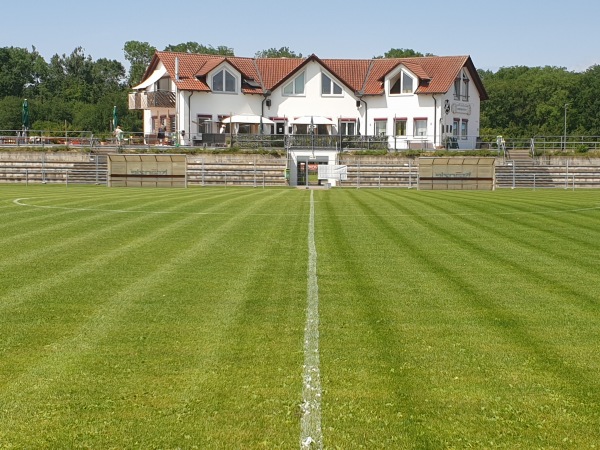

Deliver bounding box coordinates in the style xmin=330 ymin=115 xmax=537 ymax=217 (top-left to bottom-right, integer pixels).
xmin=144 ymin=52 xmax=487 ymax=100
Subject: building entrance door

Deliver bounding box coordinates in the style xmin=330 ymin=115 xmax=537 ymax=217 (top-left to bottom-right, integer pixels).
xmin=296 ymin=158 xmax=327 ymax=186
xmin=297 ymin=161 xmax=307 ymax=186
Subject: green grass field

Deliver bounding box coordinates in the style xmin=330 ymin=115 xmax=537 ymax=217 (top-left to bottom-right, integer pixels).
xmin=1 ymin=185 xmax=599 ymax=449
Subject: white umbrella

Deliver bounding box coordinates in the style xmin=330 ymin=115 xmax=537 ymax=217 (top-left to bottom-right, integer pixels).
xmin=290 ymin=116 xmax=335 ymax=125
xmin=221 ymin=114 xmax=274 ymax=124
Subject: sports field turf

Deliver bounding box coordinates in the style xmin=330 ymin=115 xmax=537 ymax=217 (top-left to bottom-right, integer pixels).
xmin=0 ymin=185 xmax=599 ymax=449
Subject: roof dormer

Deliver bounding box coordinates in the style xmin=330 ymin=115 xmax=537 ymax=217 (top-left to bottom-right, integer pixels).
xmin=388 ymin=66 xmax=416 ymax=95
xmin=208 ymin=62 xmax=239 ymax=94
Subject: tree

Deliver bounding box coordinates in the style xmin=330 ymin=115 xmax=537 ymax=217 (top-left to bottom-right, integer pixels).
xmin=164 ymin=42 xmax=234 ymax=56
xmin=479 ymin=65 xmax=580 ymax=137
xmin=0 ymin=46 xmax=46 ymax=99
xmin=124 ymin=41 xmax=157 ymax=87
xmin=0 ymin=96 xmax=24 ymax=129
xmin=254 ymin=47 xmax=302 ymax=58
xmin=574 ymin=65 xmax=600 ymax=135
xmin=375 ymin=48 xmax=433 ymax=59
xmin=91 ymin=58 xmax=127 ymax=101
xmin=61 ymin=47 xmax=95 ymax=103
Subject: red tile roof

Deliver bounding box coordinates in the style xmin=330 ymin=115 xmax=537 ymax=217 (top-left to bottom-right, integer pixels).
xmin=255 ymin=57 xmax=306 ymax=91
xmin=142 ymin=51 xmax=487 ymax=100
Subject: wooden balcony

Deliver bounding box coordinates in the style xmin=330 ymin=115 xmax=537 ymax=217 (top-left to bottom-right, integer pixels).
xmin=128 ymin=90 xmax=176 ymax=110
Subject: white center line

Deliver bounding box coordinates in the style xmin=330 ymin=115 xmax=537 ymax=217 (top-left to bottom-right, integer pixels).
xmin=300 ymin=190 xmax=323 ymax=449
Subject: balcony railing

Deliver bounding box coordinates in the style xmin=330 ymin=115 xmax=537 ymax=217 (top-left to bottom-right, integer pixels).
xmin=128 ymin=90 xmax=176 ymax=110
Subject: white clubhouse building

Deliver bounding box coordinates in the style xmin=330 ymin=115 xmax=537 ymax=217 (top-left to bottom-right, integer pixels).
xmin=129 ymin=51 xmax=488 ymax=185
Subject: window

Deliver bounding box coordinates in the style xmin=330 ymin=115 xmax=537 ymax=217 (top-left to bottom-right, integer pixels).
xmin=340 ymin=120 xmax=356 ymax=135
xmin=461 ymin=119 xmax=468 ymax=139
xmin=283 ymin=72 xmax=305 ymax=96
xmin=462 ymin=73 xmax=470 ymax=101
xmin=452 ymin=118 xmax=460 ymax=136
xmin=454 ymin=71 xmax=470 ymax=101
xmin=414 ymin=118 xmax=427 ymax=137
xmin=197 ymin=115 xmax=212 ymax=134
xmin=156 ymin=77 xmax=171 ymax=91
xmin=160 ymin=115 xmax=175 ymax=133
xmin=390 ymin=70 xmax=414 ymax=94
xmin=212 ymin=69 xmax=236 ymax=93
xmin=322 ymin=73 xmax=342 ymax=95
xmin=454 ymin=78 xmax=461 ymax=100
xmin=374 ymin=119 xmax=387 ymax=136
xmin=394 ymin=118 xmax=407 ymax=136
xmin=402 ymin=72 xmax=413 ymax=93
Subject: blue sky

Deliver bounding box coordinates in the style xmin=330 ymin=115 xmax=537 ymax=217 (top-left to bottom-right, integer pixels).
xmin=2 ymin=0 xmax=598 ymax=73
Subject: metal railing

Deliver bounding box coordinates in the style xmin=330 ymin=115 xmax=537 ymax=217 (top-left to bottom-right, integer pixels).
xmin=479 ymin=135 xmax=600 ymax=153
xmin=0 ymin=130 xmax=97 ymax=148
xmin=4 ymin=130 xmax=600 ymax=154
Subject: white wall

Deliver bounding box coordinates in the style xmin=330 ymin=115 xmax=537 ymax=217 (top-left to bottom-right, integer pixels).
xmin=140 ymin=59 xmax=483 ymax=149
xmin=269 ymin=61 xmax=360 ymax=124
xmin=438 ymin=67 xmax=482 ymax=149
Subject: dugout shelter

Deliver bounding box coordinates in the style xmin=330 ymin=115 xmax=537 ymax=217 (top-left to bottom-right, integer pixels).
xmin=108 ymin=154 xmax=187 ymax=188
xmin=418 ymin=157 xmax=495 ymax=190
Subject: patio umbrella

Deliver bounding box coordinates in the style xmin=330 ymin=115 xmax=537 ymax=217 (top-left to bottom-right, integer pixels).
xmin=221 ymin=114 xmax=274 ymax=124
xmin=290 ymin=116 xmax=335 ymax=125
xmin=112 ymin=105 xmax=118 ymax=130
xmin=22 ymin=99 xmax=30 ymax=131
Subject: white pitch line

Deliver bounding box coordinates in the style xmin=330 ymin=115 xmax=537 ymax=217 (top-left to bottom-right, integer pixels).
xmin=300 ymin=190 xmax=323 ymax=450
xmin=11 ymin=198 xmax=304 ymax=217
xmin=13 ymin=198 xmax=600 ymax=219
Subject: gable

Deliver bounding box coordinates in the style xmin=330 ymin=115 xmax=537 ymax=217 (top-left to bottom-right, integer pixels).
xmin=138 ymin=51 xmax=487 ymax=100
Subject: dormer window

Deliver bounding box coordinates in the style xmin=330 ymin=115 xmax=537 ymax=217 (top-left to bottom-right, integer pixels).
xmin=212 ymin=69 xmax=236 ymax=93
xmin=322 ymin=73 xmax=342 ymax=95
xmin=389 ymin=70 xmax=414 ymax=95
xmin=283 ymin=72 xmax=305 ymax=96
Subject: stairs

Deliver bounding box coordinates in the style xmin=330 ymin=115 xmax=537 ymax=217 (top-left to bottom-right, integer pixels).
xmin=506 ymin=148 xmax=533 ymax=165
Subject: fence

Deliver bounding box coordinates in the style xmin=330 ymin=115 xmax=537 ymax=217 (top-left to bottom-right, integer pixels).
xmin=0 ymin=153 xmax=106 ymax=185
xmin=2 ymin=150 xmax=600 ymax=189
xmin=479 ymin=135 xmax=600 ymax=153
xmin=4 ymin=129 xmax=600 ymax=153
xmin=0 ymin=130 xmax=97 ymax=148
xmin=495 ymin=162 xmax=600 ymax=189
xmin=186 ymin=155 xmax=287 ymax=187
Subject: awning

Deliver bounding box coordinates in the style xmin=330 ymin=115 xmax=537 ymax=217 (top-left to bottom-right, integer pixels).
xmin=221 ymin=114 xmax=275 ymax=124
xmin=289 ymin=116 xmax=335 ymax=125
xmin=131 ymin=65 xmax=168 ymax=90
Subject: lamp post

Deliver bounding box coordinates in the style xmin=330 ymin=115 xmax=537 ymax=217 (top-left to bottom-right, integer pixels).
xmin=563 ymin=103 xmax=569 ymax=151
